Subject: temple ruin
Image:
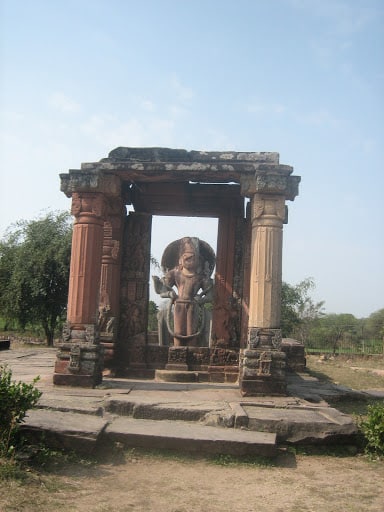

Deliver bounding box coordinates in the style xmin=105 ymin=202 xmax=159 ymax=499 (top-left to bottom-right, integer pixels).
xmin=53 ymin=147 xmax=300 ymax=396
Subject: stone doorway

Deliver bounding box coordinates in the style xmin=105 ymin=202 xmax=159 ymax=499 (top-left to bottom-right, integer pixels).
xmin=115 ymin=182 xmax=247 ymax=381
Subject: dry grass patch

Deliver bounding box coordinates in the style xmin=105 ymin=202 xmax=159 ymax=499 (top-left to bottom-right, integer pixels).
xmin=305 ymin=354 xmax=384 ymax=391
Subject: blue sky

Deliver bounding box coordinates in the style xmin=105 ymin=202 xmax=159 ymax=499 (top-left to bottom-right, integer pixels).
xmin=1 ymin=0 xmax=383 ymax=318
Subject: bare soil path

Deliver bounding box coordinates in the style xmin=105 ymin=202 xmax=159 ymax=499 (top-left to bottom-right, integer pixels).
xmin=2 ymin=450 xmax=384 ymax=512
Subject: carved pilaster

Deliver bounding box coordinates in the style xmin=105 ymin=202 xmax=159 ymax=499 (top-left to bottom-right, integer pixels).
xmin=99 ymin=199 xmax=126 ymax=364
xmin=118 ymin=212 xmax=152 ymax=372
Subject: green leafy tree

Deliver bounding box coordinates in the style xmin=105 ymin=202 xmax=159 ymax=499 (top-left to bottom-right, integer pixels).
xmin=147 ymin=300 xmax=159 ymax=331
xmin=281 ymin=282 xmax=302 ymax=337
xmin=365 ymin=308 xmax=384 ymax=341
xmin=0 ymin=211 xmax=72 ymax=346
xmin=281 ymin=278 xmax=325 ymax=341
xmin=309 ymin=313 xmax=359 ymax=354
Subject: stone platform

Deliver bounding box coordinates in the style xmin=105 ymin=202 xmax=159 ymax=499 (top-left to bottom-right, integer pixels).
xmin=1 ymin=347 xmax=372 ymax=458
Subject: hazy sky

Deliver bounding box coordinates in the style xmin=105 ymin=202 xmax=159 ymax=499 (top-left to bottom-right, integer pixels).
xmin=1 ymin=0 xmax=383 ymax=318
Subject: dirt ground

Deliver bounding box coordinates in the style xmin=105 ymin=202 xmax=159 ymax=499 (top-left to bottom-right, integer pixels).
xmin=1 ymin=449 xmax=384 ymax=512
xmin=1 ymin=346 xmax=384 ymax=511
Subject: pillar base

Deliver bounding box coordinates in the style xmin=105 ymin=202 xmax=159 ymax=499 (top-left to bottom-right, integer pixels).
xmin=53 ymin=324 xmax=103 ymax=387
xmin=166 ymin=346 xmax=188 ymax=371
xmin=239 ymin=346 xmax=286 ymax=397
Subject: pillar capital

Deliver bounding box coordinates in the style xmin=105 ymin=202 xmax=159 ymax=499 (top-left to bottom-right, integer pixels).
xmin=70 ymin=192 xmax=107 ymax=224
xmin=240 ymin=170 xmax=300 ymax=201
xmin=251 ymin=195 xmax=287 ymax=226
xmin=60 ymin=171 xmax=122 ymax=198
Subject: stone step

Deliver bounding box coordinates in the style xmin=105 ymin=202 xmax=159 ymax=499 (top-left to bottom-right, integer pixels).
xmin=104 ymin=417 xmax=277 ymax=457
xmin=21 ymin=408 xmax=277 ymax=458
xmin=242 ymin=404 xmax=358 ymax=444
xmin=22 ymin=408 xmax=109 ymax=455
xmin=104 ymin=396 xmax=223 ymax=423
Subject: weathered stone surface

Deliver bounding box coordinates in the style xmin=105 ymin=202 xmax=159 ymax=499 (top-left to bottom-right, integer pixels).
xmin=104 ymin=417 xmax=277 ymax=457
xmin=239 ymin=349 xmax=287 ymax=396
xmin=107 ymin=147 xmax=280 ymax=164
xmin=243 ymin=404 xmax=358 ymax=444
xmin=155 ymin=369 xmax=198 ymax=383
xmin=21 ymin=409 xmax=108 ymax=455
xmin=281 ymin=338 xmax=306 ymax=371
xmin=4 ymin=348 xmax=372 ymax=455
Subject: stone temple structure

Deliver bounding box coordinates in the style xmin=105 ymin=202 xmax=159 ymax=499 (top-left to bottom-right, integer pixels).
xmin=53 ymin=147 xmax=300 ymax=396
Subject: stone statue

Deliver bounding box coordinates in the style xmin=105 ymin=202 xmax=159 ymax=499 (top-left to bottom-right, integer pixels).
xmin=153 ymin=237 xmax=215 ymax=347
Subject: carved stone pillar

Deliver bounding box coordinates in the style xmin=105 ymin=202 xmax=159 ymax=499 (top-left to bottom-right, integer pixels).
xmin=54 ymin=172 xmax=122 ymax=387
xmin=239 ymin=168 xmax=300 ymax=396
xmin=67 ymin=192 xmax=106 ymax=325
xmin=118 ymin=212 xmax=152 ymax=375
xmin=99 ymin=200 xmax=126 ymax=364
xmin=248 ymin=194 xmax=285 ymax=330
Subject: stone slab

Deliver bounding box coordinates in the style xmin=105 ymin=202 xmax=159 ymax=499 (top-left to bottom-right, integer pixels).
xmin=155 ymin=369 xmax=198 ymax=382
xmin=21 ymin=409 xmax=109 ymax=455
xmin=104 ymin=417 xmax=277 ymax=457
xmin=37 ymin=395 xmax=104 ymax=416
xmin=3 ymin=347 xmax=378 ymax=453
xmin=242 ymin=404 xmax=358 ymax=444
xmin=104 ymin=396 xmax=226 ymax=422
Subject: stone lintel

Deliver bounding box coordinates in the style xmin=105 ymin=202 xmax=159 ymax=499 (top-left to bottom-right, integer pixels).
xmin=80 ymin=161 xmax=291 ymax=175
xmin=60 ymin=149 xmax=299 ymax=201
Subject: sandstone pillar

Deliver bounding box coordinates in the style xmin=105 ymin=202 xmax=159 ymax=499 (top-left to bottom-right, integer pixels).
xmin=117 ymin=212 xmax=152 ymax=376
xmin=54 ymin=172 xmax=121 ymax=386
xmin=99 ymin=200 xmax=126 ymax=364
xmin=67 ymin=192 xmax=106 ymax=325
xmin=239 ymin=169 xmax=300 ymax=396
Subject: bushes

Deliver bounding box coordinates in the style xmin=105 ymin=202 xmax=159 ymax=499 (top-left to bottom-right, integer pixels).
xmin=360 ymin=403 xmax=384 ymax=458
xmin=0 ymin=365 xmax=42 ymax=457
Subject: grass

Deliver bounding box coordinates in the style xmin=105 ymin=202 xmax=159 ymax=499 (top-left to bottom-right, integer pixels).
xmin=305 ymin=354 xmax=384 ymax=391
xmin=305 ymin=354 xmax=384 ymax=420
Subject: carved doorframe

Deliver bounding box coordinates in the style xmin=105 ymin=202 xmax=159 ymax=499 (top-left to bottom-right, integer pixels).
xmin=125 ymin=182 xmax=245 ymax=349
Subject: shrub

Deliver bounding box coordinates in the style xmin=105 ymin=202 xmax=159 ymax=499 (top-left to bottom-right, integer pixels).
xmin=359 ymin=403 xmax=384 ymax=458
xmin=0 ymin=365 xmax=42 ymax=457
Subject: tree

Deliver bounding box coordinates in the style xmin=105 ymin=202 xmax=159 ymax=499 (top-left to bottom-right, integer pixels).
xmin=309 ymin=313 xmax=359 ymax=354
xmin=0 ymin=211 xmax=72 ymax=346
xmin=281 ymin=282 xmax=302 ymax=337
xmin=281 ymin=277 xmax=325 ymax=341
xmin=147 ymin=300 xmax=159 ymax=331
xmin=365 ymin=308 xmax=384 ymax=341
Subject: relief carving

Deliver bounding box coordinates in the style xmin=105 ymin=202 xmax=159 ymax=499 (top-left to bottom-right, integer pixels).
xmin=257 ymin=351 xmax=272 ymax=376
xmin=69 ymin=345 xmax=81 ymax=373
xmin=70 ymin=192 xmax=106 ymax=218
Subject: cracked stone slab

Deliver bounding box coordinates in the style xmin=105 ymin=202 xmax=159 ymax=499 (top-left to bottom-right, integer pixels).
xmin=242 ymin=404 xmax=358 ymax=444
